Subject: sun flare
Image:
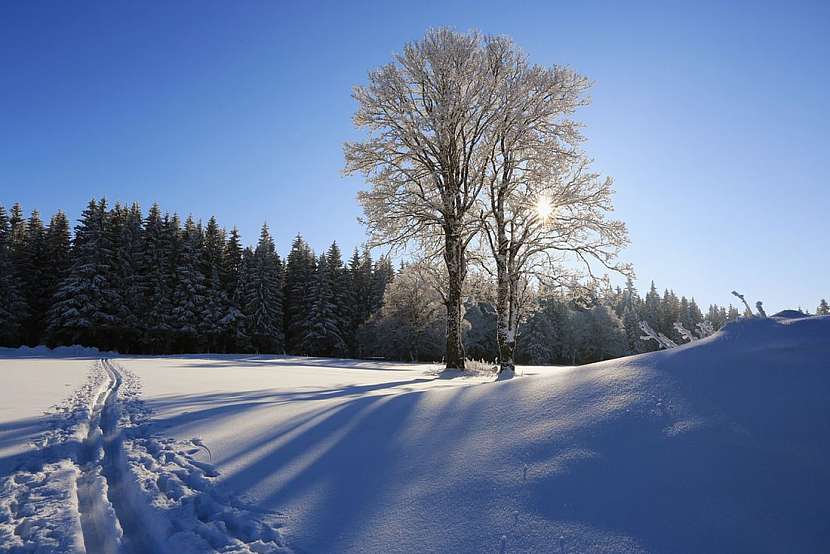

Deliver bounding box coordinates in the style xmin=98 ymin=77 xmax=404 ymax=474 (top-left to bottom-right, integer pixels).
xmin=534 ymin=196 xmax=554 ymax=221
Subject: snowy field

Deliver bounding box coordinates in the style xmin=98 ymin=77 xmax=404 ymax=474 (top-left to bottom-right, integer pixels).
xmin=1 ymin=314 xmax=829 ymax=553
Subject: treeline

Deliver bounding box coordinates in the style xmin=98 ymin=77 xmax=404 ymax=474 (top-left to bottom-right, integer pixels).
xmin=360 ymin=266 xmax=748 ymax=365
xmin=2 ymin=200 xmax=820 ymax=363
xmin=0 ymin=200 xmax=393 ymax=354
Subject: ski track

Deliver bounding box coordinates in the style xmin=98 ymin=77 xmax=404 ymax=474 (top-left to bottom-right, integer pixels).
xmin=0 ymin=358 xmax=289 ymax=553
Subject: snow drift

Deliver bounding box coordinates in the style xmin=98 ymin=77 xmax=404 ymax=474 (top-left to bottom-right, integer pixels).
xmin=1 ymin=314 xmax=828 ymax=552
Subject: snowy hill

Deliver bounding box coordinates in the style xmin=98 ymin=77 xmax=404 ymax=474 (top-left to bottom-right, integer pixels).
xmin=1 ymin=314 xmax=828 ymax=552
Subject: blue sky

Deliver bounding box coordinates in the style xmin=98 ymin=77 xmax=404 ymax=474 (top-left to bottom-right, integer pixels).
xmin=1 ymin=1 xmax=827 ymax=313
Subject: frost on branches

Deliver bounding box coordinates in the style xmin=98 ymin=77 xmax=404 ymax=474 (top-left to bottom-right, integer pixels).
xmin=639 ymin=320 xmax=677 ymax=350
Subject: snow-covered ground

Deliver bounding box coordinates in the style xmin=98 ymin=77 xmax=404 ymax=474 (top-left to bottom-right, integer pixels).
xmin=1 ymin=314 xmax=829 ymax=552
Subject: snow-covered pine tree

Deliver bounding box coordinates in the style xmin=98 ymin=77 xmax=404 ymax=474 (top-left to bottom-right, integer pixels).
xmin=222 ymin=227 xmax=243 ymax=295
xmin=817 ymin=299 xmax=830 ymax=316
xmin=325 ymin=242 xmax=352 ymax=355
xmin=170 ymin=216 xmax=207 ymax=352
xmin=284 ymin=235 xmax=315 ymax=353
xmin=585 ymin=305 xmax=627 ymax=362
xmin=47 ymin=199 xmax=119 ymax=348
xmin=141 ymin=204 xmax=174 ymax=352
xmin=620 ymin=276 xmax=642 ymax=353
xmin=19 ymin=210 xmax=48 ymax=345
xmin=244 ymin=224 xmax=284 ymax=353
xmin=8 ymin=204 xmax=28 ymax=271
xmin=231 ymin=247 xmax=256 ymax=352
xmin=217 ymin=227 xmax=246 ymax=352
xmin=109 ymin=203 xmax=146 ymax=352
xmin=200 ymin=217 xmax=229 ymax=351
xmin=303 ymin=252 xmax=348 ymax=357
xmin=43 ymin=210 xmax=71 ymax=339
xmin=369 ymin=256 xmax=394 ymax=315
xmin=659 ymin=289 xmax=681 ymax=341
xmin=0 ymin=205 xmax=26 ymax=346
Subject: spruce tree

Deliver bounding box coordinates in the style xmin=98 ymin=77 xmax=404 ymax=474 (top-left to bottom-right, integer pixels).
xmin=304 ymin=252 xmax=347 ymax=356
xmin=0 ymin=205 xmax=26 ymax=346
xmin=142 ymin=205 xmax=174 ymax=352
xmin=232 ymin=248 xmax=256 ymax=352
xmin=44 ymin=211 xmax=71 ymax=336
xmin=370 ymin=256 xmax=394 ymax=315
xmin=170 ymin=216 xmax=207 ymax=352
xmin=219 ymin=227 xmax=245 ymax=351
xmin=284 ymin=235 xmax=315 ymax=353
xmin=111 ymin=203 xmax=146 ymax=352
xmin=201 ymin=217 xmax=228 ymax=351
xmin=325 ymin=242 xmax=351 ymax=352
xmin=47 ymin=199 xmax=119 ymax=348
xmin=244 ymin=224 xmax=285 ymax=353
xmin=19 ymin=210 xmax=48 ymax=345
xmin=817 ymin=299 xmax=829 ymax=316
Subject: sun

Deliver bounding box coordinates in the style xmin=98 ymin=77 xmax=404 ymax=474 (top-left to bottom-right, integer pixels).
xmin=534 ymin=196 xmax=554 ymax=221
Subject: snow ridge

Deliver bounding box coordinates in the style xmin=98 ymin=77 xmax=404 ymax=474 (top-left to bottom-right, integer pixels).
xmin=0 ymin=359 xmax=289 ymax=553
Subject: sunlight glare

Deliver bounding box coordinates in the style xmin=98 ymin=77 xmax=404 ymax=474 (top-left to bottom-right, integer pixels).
xmin=535 ymin=196 xmax=554 ymax=221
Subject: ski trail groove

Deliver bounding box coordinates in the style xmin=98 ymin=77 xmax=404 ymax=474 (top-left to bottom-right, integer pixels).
xmin=77 ymin=360 xmax=121 ymax=554
xmin=76 ymin=359 xmax=161 ymax=554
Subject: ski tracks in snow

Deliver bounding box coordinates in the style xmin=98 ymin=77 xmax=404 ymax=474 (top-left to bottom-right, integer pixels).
xmin=0 ymin=359 xmax=289 ymax=553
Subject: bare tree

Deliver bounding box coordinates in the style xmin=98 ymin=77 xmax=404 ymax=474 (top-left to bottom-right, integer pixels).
xmin=480 ymin=66 xmax=630 ymax=374
xmin=344 ymin=29 xmax=508 ymax=369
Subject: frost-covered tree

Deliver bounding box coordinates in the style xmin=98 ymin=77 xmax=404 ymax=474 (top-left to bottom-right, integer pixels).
xmin=817 ymin=299 xmax=830 ymax=316
xmin=480 ymin=152 xmax=629 ymax=374
xmin=345 ymin=29 xmax=512 ymax=369
xmin=639 ymin=321 xmax=677 ymax=350
xmin=463 ymin=299 xmax=498 ymax=362
xmin=467 ymin=35 xmax=628 ymax=374
xmin=358 ymin=262 xmax=445 ymax=362
xmin=673 ymin=321 xmax=696 ymax=343
xmin=731 ymin=290 xmax=755 ymax=318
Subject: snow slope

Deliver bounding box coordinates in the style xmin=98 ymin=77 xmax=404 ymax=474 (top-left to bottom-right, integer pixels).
xmin=117 ymin=315 xmax=829 ymax=553
xmin=1 ymin=315 xmax=828 ymax=552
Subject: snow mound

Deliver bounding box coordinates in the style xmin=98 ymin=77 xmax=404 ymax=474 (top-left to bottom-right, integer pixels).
xmin=0 ymin=344 xmax=112 ymax=358
xmin=771 ymin=309 xmax=810 ymax=319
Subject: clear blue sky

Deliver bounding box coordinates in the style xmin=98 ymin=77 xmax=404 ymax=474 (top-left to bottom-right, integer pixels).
xmin=1 ymin=1 xmax=827 ymax=313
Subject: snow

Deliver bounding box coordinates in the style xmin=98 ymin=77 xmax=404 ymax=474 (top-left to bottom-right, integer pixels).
xmin=0 ymin=356 xmax=93 ymax=475
xmin=1 ymin=314 xmax=829 ymax=552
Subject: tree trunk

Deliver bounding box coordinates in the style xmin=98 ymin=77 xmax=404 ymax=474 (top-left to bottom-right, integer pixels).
xmin=496 ymin=255 xmax=514 ymax=374
xmin=443 ymin=227 xmax=466 ymax=370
